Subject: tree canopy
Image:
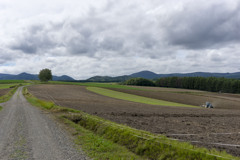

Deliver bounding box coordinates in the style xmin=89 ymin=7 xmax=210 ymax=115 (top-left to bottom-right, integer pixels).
xmin=38 ymin=68 xmax=52 ymax=82
xmin=124 ymin=78 xmax=155 ymax=86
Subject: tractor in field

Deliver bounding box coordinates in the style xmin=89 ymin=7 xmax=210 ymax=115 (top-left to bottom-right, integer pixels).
xmin=201 ymin=102 xmax=214 ymax=108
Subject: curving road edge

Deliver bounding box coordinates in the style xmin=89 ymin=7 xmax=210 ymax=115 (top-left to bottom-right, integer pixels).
xmin=0 ymin=87 xmax=89 ymax=160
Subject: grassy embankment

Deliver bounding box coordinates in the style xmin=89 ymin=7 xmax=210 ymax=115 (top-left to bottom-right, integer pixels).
xmin=22 ymin=86 xmax=237 ymax=160
xmin=87 ymin=87 xmax=198 ymax=108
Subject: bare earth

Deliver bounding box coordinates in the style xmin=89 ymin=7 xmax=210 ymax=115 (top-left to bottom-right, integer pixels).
xmin=28 ymin=84 xmax=240 ymax=157
xmin=0 ymin=87 xmax=89 ymax=160
xmin=0 ymin=88 xmax=10 ymax=97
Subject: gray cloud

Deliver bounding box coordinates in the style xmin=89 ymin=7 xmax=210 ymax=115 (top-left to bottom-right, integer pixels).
xmin=1 ymin=0 xmax=240 ymax=79
xmin=164 ymin=1 xmax=240 ymax=49
xmin=10 ymin=24 xmax=57 ymax=54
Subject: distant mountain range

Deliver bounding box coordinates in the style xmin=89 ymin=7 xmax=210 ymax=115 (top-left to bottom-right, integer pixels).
xmin=0 ymin=72 xmax=74 ymax=81
xmin=1 ymin=71 xmax=240 ymax=82
xmin=86 ymin=70 xmax=240 ymax=82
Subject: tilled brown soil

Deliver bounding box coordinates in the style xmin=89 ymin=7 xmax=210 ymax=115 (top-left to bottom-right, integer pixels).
xmin=28 ymin=84 xmax=240 ymax=157
xmin=0 ymin=88 xmax=10 ymax=97
xmin=111 ymin=87 xmax=240 ymax=110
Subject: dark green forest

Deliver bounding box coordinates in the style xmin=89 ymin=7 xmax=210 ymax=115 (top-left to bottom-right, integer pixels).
xmin=124 ymin=77 xmax=240 ymax=93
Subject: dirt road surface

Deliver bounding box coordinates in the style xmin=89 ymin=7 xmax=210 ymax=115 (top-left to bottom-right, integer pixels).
xmin=0 ymin=87 xmax=89 ymax=160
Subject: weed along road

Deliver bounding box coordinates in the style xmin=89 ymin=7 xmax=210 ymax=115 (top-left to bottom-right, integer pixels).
xmin=0 ymin=87 xmax=88 ymax=160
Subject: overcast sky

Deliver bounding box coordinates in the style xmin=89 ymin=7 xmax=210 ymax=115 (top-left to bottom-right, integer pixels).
xmin=0 ymin=0 xmax=240 ymax=79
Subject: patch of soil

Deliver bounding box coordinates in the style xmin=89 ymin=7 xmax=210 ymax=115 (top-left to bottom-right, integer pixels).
xmin=110 ymin=88 xmax=240 ymax=110
xmin=28 ymin=84 xmax=240 ymax=157
xmin=0 ymin=88 xmax=10 ymax=97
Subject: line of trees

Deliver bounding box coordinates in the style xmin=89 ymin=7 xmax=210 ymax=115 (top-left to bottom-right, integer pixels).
xmin=124 ymin=77 xmax=240 ymax=93
xmin=123 ymin=78 xmax=155 ymax=86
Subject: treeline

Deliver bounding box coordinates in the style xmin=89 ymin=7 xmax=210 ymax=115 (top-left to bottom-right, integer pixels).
xmin=124 ymin=77 xmax=240 ymax=93
xmin=123 ymin=78 xmax=155 ymax=86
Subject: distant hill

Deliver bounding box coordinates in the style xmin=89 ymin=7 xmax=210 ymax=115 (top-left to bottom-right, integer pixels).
xmin=0 ymin=72 xmax=75 ymax=81
xmin=86 ymin=71 xmax=240 ymax=82
xmin=2 ymin=71 xmax=240 ymax=82
xmin=130 ymin=71 xmax=159 ymax=79
xmin=86 ymin=75 xmax=130 ymax=82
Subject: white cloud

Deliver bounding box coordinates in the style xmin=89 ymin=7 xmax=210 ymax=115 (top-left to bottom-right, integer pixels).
xmin=0 ymin=0 xmax=240 ymax=79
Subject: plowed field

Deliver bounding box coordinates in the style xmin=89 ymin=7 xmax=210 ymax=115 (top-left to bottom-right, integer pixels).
xmin=0 ymin=88 xmax=10 ymax=97
xmin=28 ymin=84 xmax=240 ymax=156
xmin=110 ymin=87 xmax=240 ymax=110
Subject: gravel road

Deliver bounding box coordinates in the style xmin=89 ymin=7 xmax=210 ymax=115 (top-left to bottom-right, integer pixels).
xmin=0 ymin=87 xmax=89 ymax=160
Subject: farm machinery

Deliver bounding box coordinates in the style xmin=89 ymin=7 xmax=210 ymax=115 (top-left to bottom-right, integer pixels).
xmin=201 ymin=102 xmax=214 ymax=108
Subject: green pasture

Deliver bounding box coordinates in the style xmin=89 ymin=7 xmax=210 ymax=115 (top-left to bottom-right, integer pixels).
xmin=0 ymin=80 xmax=25 ymax=84
xmin=0 ymin=80 xmax=30 ymax=89
xmin=0 ymin=83 xmax=21 ymax=89
xmin=49 ymin=81 xmax=141 ymax=90
xmin=87 ymin=87 xmax=198 ymax=108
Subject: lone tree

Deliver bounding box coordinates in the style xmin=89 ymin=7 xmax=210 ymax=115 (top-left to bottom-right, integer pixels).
xmin=38 ymin=68 xmax=52 ymax=82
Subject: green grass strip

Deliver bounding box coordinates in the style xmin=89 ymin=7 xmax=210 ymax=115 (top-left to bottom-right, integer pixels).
xmin=87 ymin=87 xmax=198 ymax=108
xmin=0 ymin=85 xmax=20 ymax=103
xmin=62 ymin=118 xmax=145 ymax=160
xmin=0 ymin=83 xmax=25 ymax=89
xmin=0 ymin=106 xmax=2 ymax=111
xmin=48 ymin=81 xmax=142 ymax=90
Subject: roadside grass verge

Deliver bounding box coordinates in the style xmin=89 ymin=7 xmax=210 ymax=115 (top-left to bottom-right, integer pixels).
xmin=0 ymin=85 xmax=20 ymax=103
xmin=63 ymin=113 xmax=236 ymax=160
xmin=22 ymin=87 xmax=238 ymax=160
xmin=22 ymin=87 xmax=79 ymax=113
xmin=61 ymin=118 xmax=145 ymax=160
xmin=0 ymin=106 xmax=2 ymax=111
xmin=22 ymin=87 xmax=145 ymax=160
xmin=87 ymin=87 xmax=198 ymax=108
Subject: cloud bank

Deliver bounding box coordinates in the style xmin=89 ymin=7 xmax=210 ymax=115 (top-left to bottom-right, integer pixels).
xmin=0 ymin=0 xmax=239 ymax=79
